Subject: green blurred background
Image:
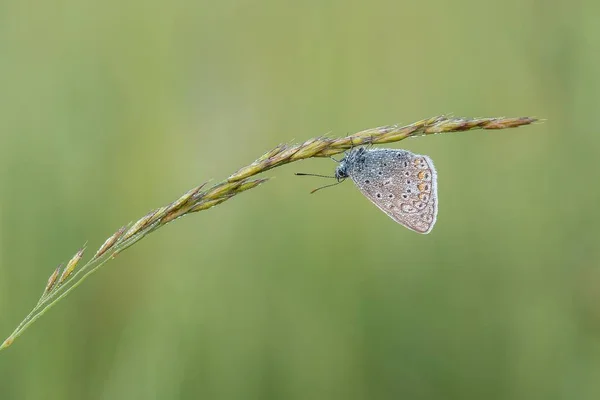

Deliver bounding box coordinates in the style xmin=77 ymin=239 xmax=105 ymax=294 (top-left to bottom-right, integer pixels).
xmin=1 ymin=0 xmax=599 ymax=399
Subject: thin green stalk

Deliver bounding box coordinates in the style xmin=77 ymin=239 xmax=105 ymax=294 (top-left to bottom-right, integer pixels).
xmin=0 ymin=115 xmax=538 ymax=352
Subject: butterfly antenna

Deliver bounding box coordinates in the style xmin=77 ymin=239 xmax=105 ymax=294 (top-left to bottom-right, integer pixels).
xmin=295 ymin=172 xmax=344 ymax=194
xmin=310 ymin=180 xmax=343 ymax=194
xmin=295 ymin=172 xmax=335 ymax=179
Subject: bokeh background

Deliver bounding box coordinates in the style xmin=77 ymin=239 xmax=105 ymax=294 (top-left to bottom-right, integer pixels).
xmin=1 ymin=1 xmax=599 ymax=399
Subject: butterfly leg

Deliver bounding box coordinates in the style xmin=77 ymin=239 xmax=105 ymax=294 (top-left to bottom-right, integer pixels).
xmin=365 ymin=134 xmax=375 ymax=149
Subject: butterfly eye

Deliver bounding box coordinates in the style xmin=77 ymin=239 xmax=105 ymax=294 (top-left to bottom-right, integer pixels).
xmin=376 ymin=193 xmax=382 ymax=198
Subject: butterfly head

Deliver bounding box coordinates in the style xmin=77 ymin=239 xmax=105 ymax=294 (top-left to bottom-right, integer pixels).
xmin=334 ymin=163 xmax=348 ymax=181
xmin=335 ymin=147 xmax=366 ymax=181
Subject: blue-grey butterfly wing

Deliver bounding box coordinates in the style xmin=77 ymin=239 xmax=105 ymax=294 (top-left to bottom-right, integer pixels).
xmin=347 ymin=149 xmax=438 ymax=234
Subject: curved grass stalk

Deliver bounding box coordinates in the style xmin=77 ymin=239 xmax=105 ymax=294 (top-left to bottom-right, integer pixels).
xmin=0 ymin=115 xmax=538 ymax=352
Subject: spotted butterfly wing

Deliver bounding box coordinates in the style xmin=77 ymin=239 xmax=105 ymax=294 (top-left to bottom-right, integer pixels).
xmin=346 ymin=148 xmax=438 ymax=234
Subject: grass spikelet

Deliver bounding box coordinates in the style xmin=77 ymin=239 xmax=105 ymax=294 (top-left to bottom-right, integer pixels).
xmin=122 ymin=209 xmax=161 ymax=241
xmin=59 ymin=248 xmax=86 ymax=284
xmin=44 ymin=267 xmax=61 ymax=295
xmin=93 ymin=227 xmax=127 ymax=260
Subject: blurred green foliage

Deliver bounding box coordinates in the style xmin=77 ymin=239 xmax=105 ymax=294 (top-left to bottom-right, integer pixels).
xmin=1 ymin=0 xmax=599 ymax=399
